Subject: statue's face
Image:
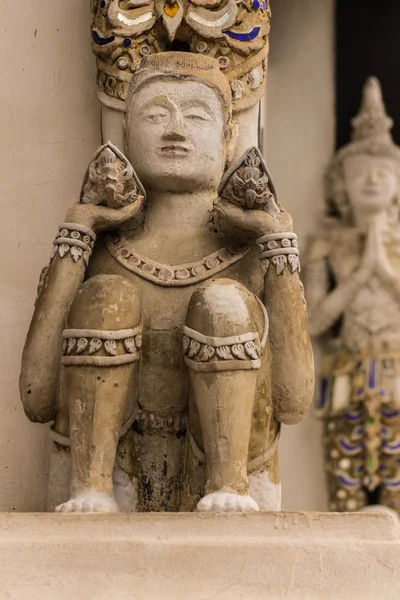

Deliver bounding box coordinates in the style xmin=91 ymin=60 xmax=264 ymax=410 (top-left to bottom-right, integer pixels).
xmin=125 ymin=79 xmax=227 ymax=193
xmin=344 ymin=155 xmax=398 ymax=214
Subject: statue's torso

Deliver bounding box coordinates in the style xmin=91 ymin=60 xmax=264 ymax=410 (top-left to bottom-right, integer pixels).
xmin=327 ymin=227 xmax=400 ymax=348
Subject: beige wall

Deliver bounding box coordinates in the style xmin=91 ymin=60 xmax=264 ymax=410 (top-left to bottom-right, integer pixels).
xmin=0 ymin=0 xmax=334 ymax=511
xmin=267 ymin=0 xmax=335 ymax=510
xmin=0 ymin=0 xmax=100 ymax=510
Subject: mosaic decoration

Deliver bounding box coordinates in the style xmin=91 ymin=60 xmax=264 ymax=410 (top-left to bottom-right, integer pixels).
xmin=90 ymin=0 xmax=271 ymax=112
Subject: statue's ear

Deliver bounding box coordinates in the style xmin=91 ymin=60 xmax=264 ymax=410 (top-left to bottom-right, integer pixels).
xmin=218 ymin=146 xmax=280 ymax=215
xmin=80 ymin=141 xmax=146 ymax=209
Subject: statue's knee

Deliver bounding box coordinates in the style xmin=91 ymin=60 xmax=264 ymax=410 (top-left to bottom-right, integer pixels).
xmin=184 ymin=279 xmax=266 ymax=371
xmin=186 ymin=278 xmax=261 ymax=336
xmin=63 ymin=275 xmax=142 ymax=366
xmin=67 ymin=274 xmax=140 ymax=330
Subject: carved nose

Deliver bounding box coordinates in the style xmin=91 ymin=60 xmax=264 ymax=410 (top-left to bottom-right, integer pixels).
xmin=367 ymin=170 xmax=380 ymax=184
xmin=163 ymin=116 xmax=186 ymax=141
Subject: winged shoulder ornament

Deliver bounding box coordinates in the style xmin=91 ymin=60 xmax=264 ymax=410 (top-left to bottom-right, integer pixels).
xmin=80 ymin=141 xmax=146 ymax=209
xmin=218 ymin=146 xmax=280 ymax=216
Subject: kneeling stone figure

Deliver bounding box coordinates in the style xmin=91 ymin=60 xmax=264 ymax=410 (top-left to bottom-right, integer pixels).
xmin=20 ymin=53 xmax=314 ymax=513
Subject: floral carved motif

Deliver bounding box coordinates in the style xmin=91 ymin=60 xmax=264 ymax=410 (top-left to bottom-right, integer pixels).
xmin=62 ymin=326 xmax=142 ymax=366
xmin=183 ymin=326 xmax=261 ymax=372
xmin=51 ymin=223 xmax=96 ymax=265
xmin=256 ymin=232 xmax=300 ymax=276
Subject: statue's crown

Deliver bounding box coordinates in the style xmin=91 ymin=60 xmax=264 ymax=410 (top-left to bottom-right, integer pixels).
xmin=91 ymin=0 xmax=270 ymax=114
xmin=351 ymin=77 xmax=394 ymax=144
xmin=335 ymin=76 xmax=400 ymax=164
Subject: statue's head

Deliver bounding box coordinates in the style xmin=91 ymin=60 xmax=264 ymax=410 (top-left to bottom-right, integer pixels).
xmin=124 ymin=52 xmax=235 ymax=193
xmin=326 ymin=77 xmax=400 ymax=223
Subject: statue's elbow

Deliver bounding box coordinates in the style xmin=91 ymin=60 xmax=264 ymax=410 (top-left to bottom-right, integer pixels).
xmin=274 ymin=376 xmax=315 ymax=426
xmin=276 ymin=408 xmax=308 ymax=426
xmin=19 ymin=374 xmax=55 ymax=423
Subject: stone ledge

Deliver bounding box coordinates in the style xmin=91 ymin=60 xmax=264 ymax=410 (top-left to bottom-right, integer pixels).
xmin=0 ymin=511 xmax=399 ymax=599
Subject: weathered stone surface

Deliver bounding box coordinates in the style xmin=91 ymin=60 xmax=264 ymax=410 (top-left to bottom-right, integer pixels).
xmin=1 ymin=511 xmax=399 ymax=599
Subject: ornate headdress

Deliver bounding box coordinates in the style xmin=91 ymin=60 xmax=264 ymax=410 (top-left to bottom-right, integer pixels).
xmin=326 ymin=77 xmax=400 ymax=219
xmin=336 ymin=77 xmax=400 ymax=163
xmin=90 ymin=0 xmax=270 ymax=114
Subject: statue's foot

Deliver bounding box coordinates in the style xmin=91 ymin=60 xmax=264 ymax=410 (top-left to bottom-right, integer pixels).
xmin=55 ymin=490 xmax=119 ymax=513
xmin=196 ymin=491 xmax=260 ymax=513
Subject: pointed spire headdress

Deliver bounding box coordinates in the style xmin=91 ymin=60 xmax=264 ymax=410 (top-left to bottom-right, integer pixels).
xmin=337 ymin=76 xmax=400 ymax=162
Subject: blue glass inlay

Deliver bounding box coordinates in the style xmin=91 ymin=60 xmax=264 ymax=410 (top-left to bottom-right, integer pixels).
xmin=356 ymin=389 xmax=364 ymax=397
xmin=381 ymin=408 xmax=400 ymax=419
xmin=385 ymin=478 xmax=400 ymax=489
xmin=338 ymin=475 xmax=359 ymax=488
xmin=253 ymin=0 xmax=260 ymax=9
xmin=317 ymin=378 xmax=328 ymax=410
xmin=343 ymin=411 xmax=363 ymax=422
xmin=338 ymin=439 xmax=363 ymax=454
xmin=123 ymin=39 xmax=132 ymax=47
xmin=100 ymin=0 xmax=106 ymax=7
xmin=380 ymin=390 xmax=386 ymax=397
xmin=262 ymin=1 xmax=267 ymax=9
xmin=92 ymin=30 xmax=115 ymax=46
xmin=383 ymin=440 xmax=400 ymax=452
xmin=224 ymin=27 xmax=261 ymax=42
xmin=368 ymin=360 xmax=376 ymax=390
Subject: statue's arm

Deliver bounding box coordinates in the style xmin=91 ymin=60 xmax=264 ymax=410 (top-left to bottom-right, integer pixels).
xmin=20 ymin=198 xmax=144 ymax=423
xmin=304 ymin=236 xmax=369 ymax=337
xmin=263 ymin=268 xmax=314 ymax=426
xmin=20 ymin=248 xmax=87 ymax=422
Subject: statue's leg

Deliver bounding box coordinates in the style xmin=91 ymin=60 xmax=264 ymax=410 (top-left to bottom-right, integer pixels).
xmin=184 ymin=278 xmax=264 ymax=512
xmin=55 ymin=274 xmax=141 ymax=513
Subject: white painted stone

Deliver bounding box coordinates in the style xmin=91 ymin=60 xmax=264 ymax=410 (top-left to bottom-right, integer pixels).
xmin=249 ymin=469 xmax=282 ymax=510
xmin=197 ymin=491 xmax=259 ymax=512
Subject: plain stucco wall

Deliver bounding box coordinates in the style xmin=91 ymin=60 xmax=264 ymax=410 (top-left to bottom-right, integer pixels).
xmin=267 ymin=0 xmax=335 ymax=511
xmin=0 ymin=0 xmax=100 ymax=510
xmin=0 ymin=0 xmax=334 ymax=511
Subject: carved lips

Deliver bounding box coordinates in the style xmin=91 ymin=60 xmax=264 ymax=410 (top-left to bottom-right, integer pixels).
xmin=160 ymin=144 xmax=192 ymax=156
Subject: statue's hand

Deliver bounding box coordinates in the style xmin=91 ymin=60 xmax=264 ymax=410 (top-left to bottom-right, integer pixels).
xmin=213 ymin=199 xmax=293 ymax=242
xmin=64 ymin=195 xmax=145 ymax=234
xmin=366 ymin=217 xmax=396 ymax=283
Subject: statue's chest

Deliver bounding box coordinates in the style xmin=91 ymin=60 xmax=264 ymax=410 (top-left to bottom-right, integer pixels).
xmin=88 ymin=235 xmax=263 ymax=331
xmin=328 ymin=233 xmax=362 ymax=281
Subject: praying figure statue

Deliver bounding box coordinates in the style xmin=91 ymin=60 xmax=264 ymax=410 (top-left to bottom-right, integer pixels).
xmin=305 ymin=77 xmax=400 ymax=515
xmin=20 ymin=52 xmax=313 ymax=513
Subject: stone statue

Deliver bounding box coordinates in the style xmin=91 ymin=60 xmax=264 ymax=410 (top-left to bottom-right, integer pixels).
xmin=20 ymin=50 xmax=313 ymax=514
xmin=305 ymin=77 xmax=400 ymax=515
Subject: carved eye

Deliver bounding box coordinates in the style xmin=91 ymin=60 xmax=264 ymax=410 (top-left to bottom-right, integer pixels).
xmin=145 ymin=112 xmax=169 ymax=124
xmin=183 ymin=109 xmax=210 ymax=122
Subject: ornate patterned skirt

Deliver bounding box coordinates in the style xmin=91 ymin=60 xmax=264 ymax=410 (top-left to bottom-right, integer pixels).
xmin=317 ymin=346 xmax=400 ymax=513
